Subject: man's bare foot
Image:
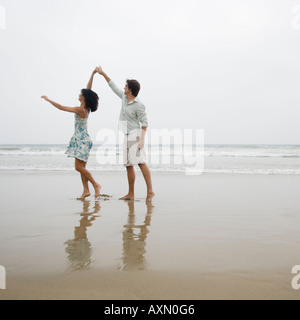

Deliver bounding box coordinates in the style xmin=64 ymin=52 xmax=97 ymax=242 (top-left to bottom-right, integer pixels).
xmin=94 ymin=184 xmax=102 ymax=198
xmin=146 ymin=191 xmax=155 ymax=202
xmin=119 ymin=194 xmax=135 ymax=201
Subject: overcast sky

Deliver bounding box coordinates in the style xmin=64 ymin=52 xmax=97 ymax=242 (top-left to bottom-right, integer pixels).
xmin=0 ymin=0 xmax=299 ymax=145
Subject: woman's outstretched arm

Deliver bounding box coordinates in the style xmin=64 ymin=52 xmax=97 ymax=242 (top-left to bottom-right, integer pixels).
xmin=41 ymin=96 xmax=81 ymax=114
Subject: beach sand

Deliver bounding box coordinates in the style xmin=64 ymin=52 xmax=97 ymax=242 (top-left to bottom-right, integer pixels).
xmin=0 ymin=170 xmax=300 ymax=300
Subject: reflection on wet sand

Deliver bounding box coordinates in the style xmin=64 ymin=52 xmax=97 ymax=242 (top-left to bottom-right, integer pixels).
xmin=64 ymin=200 xmax=101 ymax=270
xmin=119 ymin=201 xmax=154 ymax=271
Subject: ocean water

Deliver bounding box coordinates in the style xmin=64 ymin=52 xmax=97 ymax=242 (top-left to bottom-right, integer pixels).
xmin=0 ymin=144 xmax=300 ymax=175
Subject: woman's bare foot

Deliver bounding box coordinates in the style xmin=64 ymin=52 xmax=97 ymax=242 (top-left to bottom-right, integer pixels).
xmin=94 ymin=184 xmax=102 ymax=198
xmin=77 ymin=191 xmax=91 ymax=200
xmin=146 ymin=191 xmax=155 ymax=202
xmin=119 ymin=194 xmax=134 ymax=201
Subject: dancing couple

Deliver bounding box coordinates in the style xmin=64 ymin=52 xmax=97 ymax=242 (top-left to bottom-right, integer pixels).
xmin=41 ymin=66 xmax=155 ymax=202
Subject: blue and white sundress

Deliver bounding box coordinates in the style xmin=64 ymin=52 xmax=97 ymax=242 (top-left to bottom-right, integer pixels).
xmin=65 ymin=110 xmax=93 ymax=163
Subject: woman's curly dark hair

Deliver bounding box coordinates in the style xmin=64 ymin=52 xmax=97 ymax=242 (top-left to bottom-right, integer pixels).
xmin=81 ymin=89 xmax=99 ymax=112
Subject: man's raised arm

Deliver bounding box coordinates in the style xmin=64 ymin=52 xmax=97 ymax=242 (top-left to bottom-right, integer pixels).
xmin=96 ymin=66 xmax=123 ymax=99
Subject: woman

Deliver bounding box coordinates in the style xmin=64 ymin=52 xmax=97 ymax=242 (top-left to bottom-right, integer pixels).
xmin=41 ymin=69 xmax=101 ymax=199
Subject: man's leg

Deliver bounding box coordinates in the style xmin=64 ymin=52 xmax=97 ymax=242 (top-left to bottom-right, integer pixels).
xmin=120 ymin=166 xmax=135 ymax=200
xmin=138 ymin=163 xmax=155 ymax=202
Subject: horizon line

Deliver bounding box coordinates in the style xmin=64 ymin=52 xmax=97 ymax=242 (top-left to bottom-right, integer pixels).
xmin=0 ymin=143 xmax=299 ymax=146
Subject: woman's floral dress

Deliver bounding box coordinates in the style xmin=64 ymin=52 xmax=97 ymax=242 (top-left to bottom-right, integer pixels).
xmin=65 ymin=113 xmax=92 ymax=162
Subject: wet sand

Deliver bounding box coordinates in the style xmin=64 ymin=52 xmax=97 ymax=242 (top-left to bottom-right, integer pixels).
xmin=0 ymin=170 xmax=300 ymax=300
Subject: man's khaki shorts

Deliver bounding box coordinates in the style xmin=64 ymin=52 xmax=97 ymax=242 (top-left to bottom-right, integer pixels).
xmin=123 ymin=130 xmax=147 ymax=167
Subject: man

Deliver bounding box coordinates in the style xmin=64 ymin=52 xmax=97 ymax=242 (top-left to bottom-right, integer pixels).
xmin=96 ymin=66 xmax=155 ymax=202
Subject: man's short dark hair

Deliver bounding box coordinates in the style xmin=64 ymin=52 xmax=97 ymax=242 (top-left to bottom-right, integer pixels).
xmin=126 ymin=79 xmax=141 ymax=97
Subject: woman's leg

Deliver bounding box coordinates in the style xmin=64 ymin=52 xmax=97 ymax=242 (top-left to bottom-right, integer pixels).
xmin=75 ymin=158 xmax=101 ymax=197
xmin=79 ymin=162 xmax=91 ymax=199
